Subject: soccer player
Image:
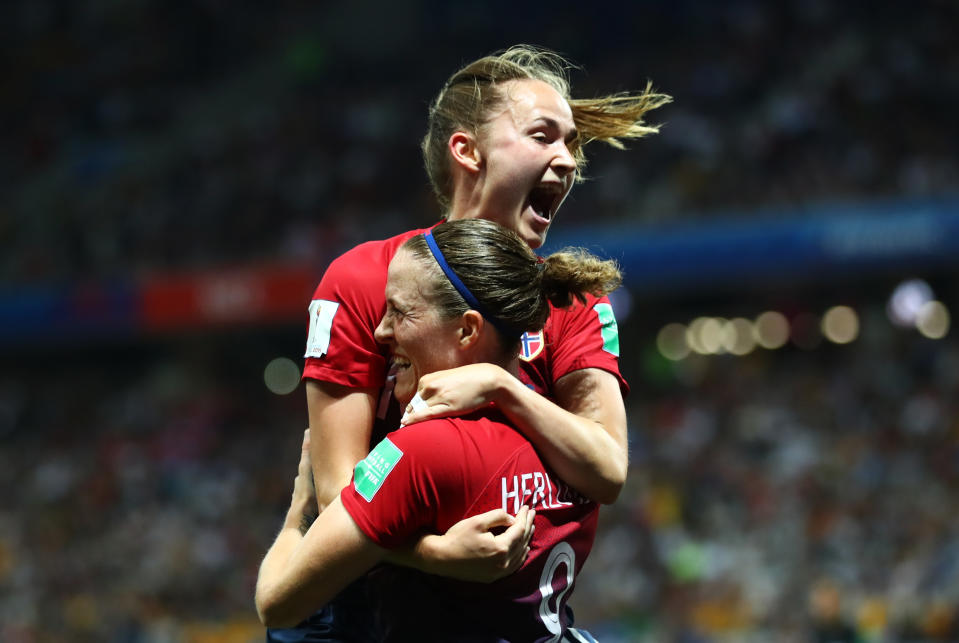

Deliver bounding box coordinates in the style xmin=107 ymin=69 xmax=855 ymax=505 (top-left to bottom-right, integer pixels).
xmin=277 ymin=46 xmax=670 ymax=641
xmin=258 ymin=219 xmax=623 ymax=641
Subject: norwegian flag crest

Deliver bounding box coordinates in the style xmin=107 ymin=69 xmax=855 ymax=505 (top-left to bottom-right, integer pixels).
xmin=518 ymin=330 xmax=544 ymax=361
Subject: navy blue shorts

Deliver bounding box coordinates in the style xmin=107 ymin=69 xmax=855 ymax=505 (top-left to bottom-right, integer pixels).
xmin=265 ymin=577 xmax=378 ymax=643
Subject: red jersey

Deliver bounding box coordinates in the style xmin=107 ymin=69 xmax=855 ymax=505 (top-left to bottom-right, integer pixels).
xmin=341 ymin=411 xmax=598 ymax=642
xmin=302 ymin=227 xmax=627 ymax=639
xmin=303 ymin=227 xmax=628 ymax=442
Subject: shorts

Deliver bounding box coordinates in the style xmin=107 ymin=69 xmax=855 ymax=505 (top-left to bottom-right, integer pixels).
xmin=265 ymin=577 xmax=378 ymax=643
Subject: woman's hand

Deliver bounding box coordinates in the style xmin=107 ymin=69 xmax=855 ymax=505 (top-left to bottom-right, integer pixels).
xmin=401 ymin=363 xmax=507 ymax=425
xmin=288 ymin=429 xmax=319 ymax=533
xmin=412 ymin=506 xmax=535 ymax=583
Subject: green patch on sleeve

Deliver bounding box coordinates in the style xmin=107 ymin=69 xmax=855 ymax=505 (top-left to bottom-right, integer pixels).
xmin=353 ymin=438 xmax=404 ymax=502
xmin=593 ymin=303 xmax=620 ymax=356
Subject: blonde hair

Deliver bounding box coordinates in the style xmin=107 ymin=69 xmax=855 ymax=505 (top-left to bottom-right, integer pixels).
xmin=422 ymin=45 xmax=672 ymax=211
xmin=403 ymin=219 xmax=621 ymax=348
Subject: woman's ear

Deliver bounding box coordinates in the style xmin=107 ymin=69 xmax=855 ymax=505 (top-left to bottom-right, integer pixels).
xmin=458 ymin=310 xmax=484 ymax=348
xmin=449 ymin=131 xmax=482 ymax=174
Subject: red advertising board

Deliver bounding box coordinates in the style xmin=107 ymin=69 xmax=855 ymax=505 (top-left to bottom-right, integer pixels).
xmin=140 ymin=264 xmax=317 ymax=330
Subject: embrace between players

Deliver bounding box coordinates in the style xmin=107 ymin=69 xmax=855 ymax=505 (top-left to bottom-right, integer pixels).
xmin=256 ymin=45 xmax=670 ymax=642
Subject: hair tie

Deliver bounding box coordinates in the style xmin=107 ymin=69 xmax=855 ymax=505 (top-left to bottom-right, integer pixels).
xmin=422 ymin=230 xmax=522 ymax=338
xmin=535 ymin=256 xmax=546 ymax=273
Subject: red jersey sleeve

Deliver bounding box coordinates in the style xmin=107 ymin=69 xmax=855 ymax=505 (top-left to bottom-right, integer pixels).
xmin=302 ymin=230 xmax=425 ymax=389
xmin=340 ymin=420 xmax=465 ymax=549
xmin=302 ymin=245 xmax=388 ymax=388
xmin=547 ymin=294 xmax=629 ymax=394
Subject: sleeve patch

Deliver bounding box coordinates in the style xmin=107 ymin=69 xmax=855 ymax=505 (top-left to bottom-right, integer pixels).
xmin=593 ymin=303 xmax=620 ymax=356
xmin=304 ymin=299 xmax=340 ymax=358
xmin=353 ymin=438 xmax=404 ymax=502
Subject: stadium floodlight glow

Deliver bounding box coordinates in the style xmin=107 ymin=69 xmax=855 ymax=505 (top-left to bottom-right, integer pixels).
xmin=657 ymin=322 xmax=691 ymax=361
xmin=721 ymin=318 xmax=756 ymax=355
xmin=887 ymin=278 xmax=934 ymax=327
xmin=753 ymin=311 xmax=789 ymax=349
xmin=916 ymin=300 xmax=950 ymax=339
xmin=264 ymin=357 xmax=301 ymax=395
xmin=821 ymin=305 xmax=859 ymax=345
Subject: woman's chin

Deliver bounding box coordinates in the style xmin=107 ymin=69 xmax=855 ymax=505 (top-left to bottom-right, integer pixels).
xmin=394 ymin=383 xmax=416 ymax=409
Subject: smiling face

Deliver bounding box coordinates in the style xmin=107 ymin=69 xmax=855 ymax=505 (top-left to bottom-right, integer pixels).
xmin=456 ymin=79 xmax=578 ymax=249
xmin=373 ymin=248 xmax=464 ymax=406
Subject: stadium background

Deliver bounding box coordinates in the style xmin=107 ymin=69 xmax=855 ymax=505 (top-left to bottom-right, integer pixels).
xmin=3 ymin=1 xmax=958 ymax=641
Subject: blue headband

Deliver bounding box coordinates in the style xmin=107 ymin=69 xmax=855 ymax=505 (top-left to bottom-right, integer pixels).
xmin=422 ymin=229 xmax=522 ymax=338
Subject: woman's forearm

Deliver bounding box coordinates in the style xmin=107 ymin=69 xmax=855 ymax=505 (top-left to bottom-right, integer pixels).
xmin=492 ymin=367 xmax=628 ymax=504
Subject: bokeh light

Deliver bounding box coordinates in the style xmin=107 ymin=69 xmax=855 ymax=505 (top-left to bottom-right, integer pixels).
xmin=887 ymin=279 xmax=934 ymax=327
xmin=916 ymin=301 xmax=950 ymax=339
xmin=821 ymin=306 xmax=859 ymax=345
xmin=657 ymin=322 xmax=691 ymax=361
xmin=264 ymin=357 xmax=301 ymax=395
xmin=686 ymin=317 xmax=710 ymax=355
xmin=721 ymin=318 xmax=757 ymax=356
xmin=699 ymin=318 xmax=726 ymax=354
xmin=753 ymin=311 xmax=789 ymax=349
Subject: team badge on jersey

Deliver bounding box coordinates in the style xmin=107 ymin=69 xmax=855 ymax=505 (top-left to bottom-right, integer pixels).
xmin=519 ymin=330 xmax=544 ymax=361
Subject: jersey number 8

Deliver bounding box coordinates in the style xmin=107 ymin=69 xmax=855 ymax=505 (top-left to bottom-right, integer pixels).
xmin=538 ymin=541 xmax=575 ymax=640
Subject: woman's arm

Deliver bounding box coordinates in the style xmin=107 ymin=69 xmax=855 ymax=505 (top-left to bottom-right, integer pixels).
xmin=256 ymin=431 xmax=385 ymax=628
xmin=306 ymin=379 xmax=378 ymax=511
xmin=385 ymin=506 xmax=534 ymax=582
xmin=305 ymin=378 xmax=534 ymax=582
xmin=401 ymin=364 xmax=628 ymax=504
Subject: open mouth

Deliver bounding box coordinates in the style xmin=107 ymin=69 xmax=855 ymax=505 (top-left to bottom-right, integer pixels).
xmin=526 ymin=183 xmax=563 ymax=221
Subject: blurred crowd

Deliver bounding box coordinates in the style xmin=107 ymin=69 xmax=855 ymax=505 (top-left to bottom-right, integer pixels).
xmin=3 ymin=303 xmax=959 ymax=641
xmin=581 ymin=303 xmax=959 ymax=642
xmin=5 ymin=0 xmax=959 ymax=284
xmin=0 ymin=337 xmax=302 ymax=642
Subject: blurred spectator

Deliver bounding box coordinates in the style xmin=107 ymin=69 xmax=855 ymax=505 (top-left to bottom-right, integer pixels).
xmin=808 ymin=580 xmax=858 ymax=643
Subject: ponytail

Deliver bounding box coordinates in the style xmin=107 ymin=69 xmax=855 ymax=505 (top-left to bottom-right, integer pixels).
xmin=539 ymin=248 xmax=623 ymax=309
